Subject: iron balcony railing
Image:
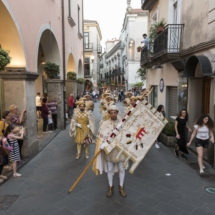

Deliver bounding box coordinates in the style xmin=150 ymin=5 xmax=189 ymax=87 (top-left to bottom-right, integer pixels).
xmin=153 ymin=24 xmax=184 ymax=57
xmin=84 ymin=43 xmax=93 ymax=50
xmin=140 ymin=24 xmax=184 ymax=64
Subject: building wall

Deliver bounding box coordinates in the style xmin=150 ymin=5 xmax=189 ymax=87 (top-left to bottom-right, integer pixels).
xmin=147 ymin=63 xmax=178 ymax=110
xmin=3 ymin=0 xmax=83 ymax=77
xmin=181 ymin=0 xmax=209 ymax=49
xmin=84 ymin=23 xmax=102 ymax=89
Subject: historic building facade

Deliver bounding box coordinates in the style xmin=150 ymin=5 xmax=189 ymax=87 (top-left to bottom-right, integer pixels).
xmin=99 ymin=5 xmax=148 ymax=91
xmin=0 ymin=0 xmax=84 ymax=158
xmin=141 ymin=0 xmax=215 ymax=160
xmin=84 ymin=20 xmax=102 ymax=92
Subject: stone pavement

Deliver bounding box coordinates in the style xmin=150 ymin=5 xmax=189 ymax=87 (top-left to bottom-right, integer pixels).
xmin=1 ymin=103 xmax=215 ymax=215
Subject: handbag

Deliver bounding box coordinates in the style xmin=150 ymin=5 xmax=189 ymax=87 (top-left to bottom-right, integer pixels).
xmin=2 ymin=137 xmax=13 ymax=151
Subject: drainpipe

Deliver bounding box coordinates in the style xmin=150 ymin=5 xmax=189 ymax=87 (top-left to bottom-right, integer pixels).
xmin=61 ymin=0 xmax=66 ymax=129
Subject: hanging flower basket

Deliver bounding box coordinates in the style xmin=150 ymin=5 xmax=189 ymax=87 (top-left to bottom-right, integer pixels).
xmin=156 ymin=26 xmax=165 ymax=34
xmin=137 ymin=46 xmax=142 ymax=52
xmin=44 ymin=62 xmax=60 ymax=79
xmin=0 ymin=47 xmax=11 ymax=71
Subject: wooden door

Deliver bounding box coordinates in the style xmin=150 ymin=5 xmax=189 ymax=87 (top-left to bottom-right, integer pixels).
xmin=202 ymin=77 xmax=211 ymax=114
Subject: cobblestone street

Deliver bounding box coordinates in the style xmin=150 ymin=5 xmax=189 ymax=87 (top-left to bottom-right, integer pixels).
xmin=0 ymin=103 xmax=215 ymax=215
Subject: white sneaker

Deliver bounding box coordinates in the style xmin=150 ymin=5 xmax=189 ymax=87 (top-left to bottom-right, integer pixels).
xmin=48 ymin=131 xmax=53 ymax=133
xmin=13 ymin=173 xmax=21 ymax=177
xmin=155 ymin=143 xmax=160 ymax=148
xmin=202 ymin=164 xmax=205 ymax=169
xmin=200 ymin=169 xmax=204 ymax=174
xmin=43 ymin=131 xmax=48 ymax=134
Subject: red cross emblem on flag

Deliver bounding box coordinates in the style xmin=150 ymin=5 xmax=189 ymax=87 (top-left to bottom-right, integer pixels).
xmin=135 ymin=127 xmax=147 ymax=140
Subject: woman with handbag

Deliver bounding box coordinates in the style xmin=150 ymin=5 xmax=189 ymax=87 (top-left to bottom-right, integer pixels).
xmin=187 ymin=114 xmax=214 ymax=174
xmin=4 ymin=124 xmax=24 ymax=177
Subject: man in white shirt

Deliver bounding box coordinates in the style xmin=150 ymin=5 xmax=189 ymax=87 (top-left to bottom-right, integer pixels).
xmin=141 ymin=33 xmax=150 ymax=50
xmin=36 ymin=92 xmax=42 ymax=118
xmin=92 ymin=90 xmax=96 ymax=102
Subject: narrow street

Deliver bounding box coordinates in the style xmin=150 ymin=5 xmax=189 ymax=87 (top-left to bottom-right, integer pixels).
xmin=1 ymin=102 xmax=215 ymax=215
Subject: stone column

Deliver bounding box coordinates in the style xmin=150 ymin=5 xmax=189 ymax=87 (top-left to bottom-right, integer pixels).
xmin=77 ymin=83 xmax=84 ymax=94
xmin=66 ymin=80 xmax=77 ymax=99
xmin=45 ymin=79 xmax=64 ymax=129
xmin=0 ymin=71 xmax=39 ymax=159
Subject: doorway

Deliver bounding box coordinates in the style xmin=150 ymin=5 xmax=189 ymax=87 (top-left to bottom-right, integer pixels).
xmin=202 ymin=77 xmax=211 ymax=114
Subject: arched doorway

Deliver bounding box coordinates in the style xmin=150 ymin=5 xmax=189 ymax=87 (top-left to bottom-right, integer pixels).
xmin=35 ymin=29 xmax=61 ymax=95
xmin=67 ymin=53 xmax=76 ymax=73
xmin=184 ymin=55 xmax=213 ymax=127
xmin=66 ymin=53 xmax=76 ymax=108
xmin=78 ymin=59 xmax=83 ymax=78
xmin=0 ymin=1 xmax=27 ymax=68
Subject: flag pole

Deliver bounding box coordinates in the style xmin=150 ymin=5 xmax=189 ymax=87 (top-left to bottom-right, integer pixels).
xmin=68 ymin=150 xmax=101 ymax=194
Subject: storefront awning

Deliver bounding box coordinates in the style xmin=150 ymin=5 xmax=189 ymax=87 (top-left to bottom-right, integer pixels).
xmin=184 ymin=55 xmax=213 ymax=77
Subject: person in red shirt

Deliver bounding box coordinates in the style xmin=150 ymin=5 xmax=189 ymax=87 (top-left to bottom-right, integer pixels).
xmin=69 ymin=94 xmax=74 ymax=118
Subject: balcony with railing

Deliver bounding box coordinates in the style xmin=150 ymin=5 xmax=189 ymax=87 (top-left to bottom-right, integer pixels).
xmin=84 ymin=43 xmax=93 ymax=51
xmin=141 ymin=24 xmax=184 ymax=68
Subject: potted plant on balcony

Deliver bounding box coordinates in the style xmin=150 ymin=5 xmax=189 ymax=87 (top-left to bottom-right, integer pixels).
xmin=44 ymin=62 xmax=60 ymax=79
xmin=0 ymin=47 xmax=11 ymax=71
xmin=137 ymin=46 xmax=142 ymax=52
xmin=160 ymin=120 xmax=177 ymax=147
xmin=77 ymin=78 xmax=86 ymax=84
xmin=67 ymin=71 xmax=76 ymax=80
xmin=156 ymin=18 xmax=166 ymax=34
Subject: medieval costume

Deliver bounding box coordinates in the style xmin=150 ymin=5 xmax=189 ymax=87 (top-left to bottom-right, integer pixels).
xmin=93 ymin=105 xmax=127 ymax=197
xmin=123 ymin=96 xmax=137 ymax=115
xmin=70 ymin=101 xmax=95 ymax=159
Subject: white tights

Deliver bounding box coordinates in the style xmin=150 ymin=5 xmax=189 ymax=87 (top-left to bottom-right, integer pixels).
xmin=107 ymin=162 xmax=125 ymax=187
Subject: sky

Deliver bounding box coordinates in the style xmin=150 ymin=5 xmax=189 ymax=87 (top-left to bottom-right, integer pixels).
xmin=83 ymin=0 xmax=141 ymax=48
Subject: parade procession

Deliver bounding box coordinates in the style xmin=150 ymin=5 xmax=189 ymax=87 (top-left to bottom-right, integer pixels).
xmin=69 ymin=86 xmax=168 ymax=198
xmin=2 ymin=0 xmax=215 ymax=214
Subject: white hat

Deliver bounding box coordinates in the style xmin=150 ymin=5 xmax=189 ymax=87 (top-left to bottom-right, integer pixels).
xmin=107 ymin=105 xmax=119 ymax=113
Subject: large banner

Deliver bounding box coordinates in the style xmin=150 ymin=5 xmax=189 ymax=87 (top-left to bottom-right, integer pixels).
xmin=103 ymin=100 xmax=168 ymax=174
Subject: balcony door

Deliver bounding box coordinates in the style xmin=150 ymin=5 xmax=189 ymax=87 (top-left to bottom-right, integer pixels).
xmin=84 ymin=32 xmax=89 ymax=49
xmin=168 ymin=0 xmax=182 ymax=53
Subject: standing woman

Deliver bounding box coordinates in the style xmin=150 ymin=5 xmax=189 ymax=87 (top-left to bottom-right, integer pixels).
xmin=155 ymin=105 xmax=165 ymax=149
xmin=174 ymin=109 xmax=192 ymax=160
xmin=9 ymin=105 xmax=26 ymax=161
xmin=187 ymin=114 xmax=214 ymax=174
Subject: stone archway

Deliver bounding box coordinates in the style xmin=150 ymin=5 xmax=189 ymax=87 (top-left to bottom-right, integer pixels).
xmin=35 ymin=29 xmax=61 ymax=95
xmin=0 ymin=1 xmax=27 ymax=68
xmin=78 ymin=59 xmax=83 ymax=78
